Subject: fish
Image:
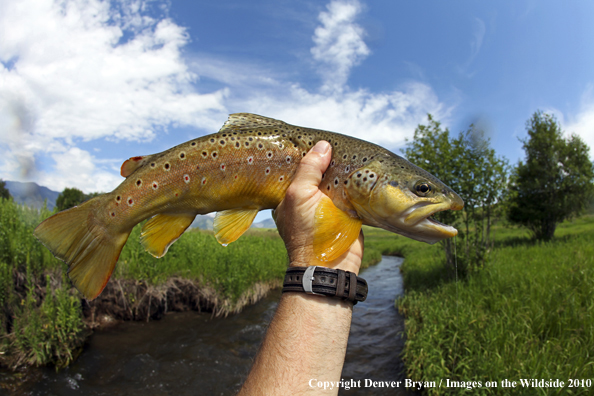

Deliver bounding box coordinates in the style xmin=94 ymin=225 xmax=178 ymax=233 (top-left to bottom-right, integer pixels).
xmin=34 ymin=113 xmax=464 ymax=300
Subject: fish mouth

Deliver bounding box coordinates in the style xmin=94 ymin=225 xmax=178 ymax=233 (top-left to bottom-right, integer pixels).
xmin=400 ymin=201 xmax=459 ymax=242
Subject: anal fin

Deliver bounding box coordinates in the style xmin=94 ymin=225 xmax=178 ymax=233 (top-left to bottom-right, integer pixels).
xmin=313 ymin=196 xmax=363 ymax=262
xmin=140 ymin=213 xmax=196 ymax=258
xmin=214 ymin=208 xmax=259 ymax=246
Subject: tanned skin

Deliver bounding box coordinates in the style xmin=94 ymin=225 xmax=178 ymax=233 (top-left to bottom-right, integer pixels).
xmin=238 ymin=141 xmax=363 ymax=395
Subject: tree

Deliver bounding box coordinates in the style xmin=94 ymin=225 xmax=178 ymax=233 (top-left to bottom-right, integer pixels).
xmin=404 ymin=115 xmax=508 ymax=272
xmin=0 ymin=179 xmax=10 ymax=200
xmin=55 ymin=188 xmax=87 ymax=211
xmin=507 ymin=111 xmax=594 ymax=240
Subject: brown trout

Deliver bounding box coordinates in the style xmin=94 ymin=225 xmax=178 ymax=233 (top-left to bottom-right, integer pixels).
xmin=34 ymin=113 xmax=463 ymax=299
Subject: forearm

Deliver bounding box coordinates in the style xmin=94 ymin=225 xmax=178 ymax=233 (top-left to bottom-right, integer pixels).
xmin=238 ymin=292 xmax=353 ymax=395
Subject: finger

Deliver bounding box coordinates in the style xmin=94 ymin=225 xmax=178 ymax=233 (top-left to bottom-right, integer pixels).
xmin=289 ymin=141 xmax=332 ymax=192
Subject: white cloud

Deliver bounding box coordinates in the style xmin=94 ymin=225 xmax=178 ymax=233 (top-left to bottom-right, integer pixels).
xmin=311 ymin=0 xmax=370 ymax=93
xmin=0 ymin=0 xmax=228 ymax=189
xmin=565 ymin=88 xmax=594 ymax=159
xmin=0 ymin=0 xmax=452 ymax=194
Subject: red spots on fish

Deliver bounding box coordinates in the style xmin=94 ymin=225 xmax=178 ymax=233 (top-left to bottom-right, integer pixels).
xmin=127 ymin=197 xmax=134 ymax=206
xmin=266 ymin=151 xmax=273 ymax=159
xmin=285 ymin=156 xmax=291 ymax=163
xmin=152 ymin=182 xmax=159 ymax=190
xmin=110 ymin=211 xmax=116 ymax=217
xmin=279 ymin=175 xmax=285 ymax=182
xmin=183 ymin=174 xmax=190 ymax=184
xmin=234 ymin=175 xmax=238 ymax=180
xmin=265 ymin=167 xmax=271 ymax=175
xmin=247 ymin=156 xmax=254 ymax=164
xmin=220 ymin=164 xmax=226 ymax=171
xmin=202 ymin=177 xmax=207 ymax=185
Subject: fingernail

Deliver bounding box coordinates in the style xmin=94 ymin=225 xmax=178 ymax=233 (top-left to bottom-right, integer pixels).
xmin=312 ymin=141 xmax=330 ymax=154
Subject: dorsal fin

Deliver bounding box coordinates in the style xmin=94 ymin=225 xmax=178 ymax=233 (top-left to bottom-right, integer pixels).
xmin=120 ymin=155 xmax=152 ymax=178
xmin=220 ymin=113 xmax=288 ymax=132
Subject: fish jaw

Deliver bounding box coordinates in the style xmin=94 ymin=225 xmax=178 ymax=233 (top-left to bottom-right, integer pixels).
xmin=349 ymin=181 xmax=462 ymax=244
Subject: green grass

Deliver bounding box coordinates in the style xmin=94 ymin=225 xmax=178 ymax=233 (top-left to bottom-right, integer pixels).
xmin=397 ymin=216 xmax=594 ymax=395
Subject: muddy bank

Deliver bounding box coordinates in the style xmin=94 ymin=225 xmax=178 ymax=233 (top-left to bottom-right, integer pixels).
xmin=83 ymin=276 xmax=281 ymax=327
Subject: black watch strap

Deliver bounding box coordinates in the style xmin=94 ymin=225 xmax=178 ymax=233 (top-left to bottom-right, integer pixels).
xmin=282 ymin=266 xmax=368 ymax=305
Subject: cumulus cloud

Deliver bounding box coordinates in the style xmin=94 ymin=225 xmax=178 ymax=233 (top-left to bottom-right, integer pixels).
xmin=0 ymin=0 xmax=227 ymax=190
xmin=0 ymin=0 xmax=451 ymax=194
xmin=565 ymin=88 xmax=594 ymax=159
xmin=310 ymin=0 xmax=370 ymax=93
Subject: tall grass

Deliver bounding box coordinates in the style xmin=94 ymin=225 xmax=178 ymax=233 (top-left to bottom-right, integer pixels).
xmin=397 ymin=216 xmax=594 ymax=395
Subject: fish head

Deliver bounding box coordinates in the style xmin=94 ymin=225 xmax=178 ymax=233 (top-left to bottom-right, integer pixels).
xmin=345 ymin=158 xmax=464 ymax=244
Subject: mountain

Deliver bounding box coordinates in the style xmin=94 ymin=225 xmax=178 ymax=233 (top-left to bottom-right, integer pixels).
xmin=4 ymin=181 xmax=60 ymax=210
xmin=251 ymin=218 xmax=277 ymax=229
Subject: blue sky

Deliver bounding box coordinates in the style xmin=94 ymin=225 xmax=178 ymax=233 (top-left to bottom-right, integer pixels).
xmin=1 ymin=0 xmax=593 ymax=223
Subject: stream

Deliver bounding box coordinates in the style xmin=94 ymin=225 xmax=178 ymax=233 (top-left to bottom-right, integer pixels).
xmin=3 ymin=256 xmax=418 ymax=395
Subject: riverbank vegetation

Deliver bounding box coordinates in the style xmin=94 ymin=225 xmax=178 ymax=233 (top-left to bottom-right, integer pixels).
xmin=0 ymin=195 xmax=385 ymax=369
xmin=397 ymin=215 xmax=594 ymax=395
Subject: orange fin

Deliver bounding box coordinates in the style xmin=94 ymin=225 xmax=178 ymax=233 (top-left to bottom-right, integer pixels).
xmin=313 ymin=196 xmax=363 ymax=262
xmin=140 ymin=213 xmax=196 ymax=258
xmin=34 ymin=196 xmax=131 ymax=300
xmin=213 ymin=208 xmax=259 ymax=246
xmin=121 ymin=155 xmax=153 ymax=178
xmin=220 ymin=113 xmax=287 ymax=132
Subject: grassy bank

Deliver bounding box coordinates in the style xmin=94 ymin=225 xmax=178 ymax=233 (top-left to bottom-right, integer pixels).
xmin=397 ymin=216 xmax=594 ymax=395
xmin=0 ymin=197 xmax=385 ymax=369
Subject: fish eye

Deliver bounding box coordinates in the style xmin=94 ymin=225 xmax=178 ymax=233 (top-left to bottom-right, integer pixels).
xmin=414 ymin=181 xmax=432 ymax=196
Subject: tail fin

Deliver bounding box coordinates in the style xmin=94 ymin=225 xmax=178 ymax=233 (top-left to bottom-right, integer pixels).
xmin=34 ymin=197 xmax=131 ymax=300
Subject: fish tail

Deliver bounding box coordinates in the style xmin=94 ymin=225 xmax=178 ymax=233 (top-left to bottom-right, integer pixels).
xmin=34 ymin=195 xmax=131 ymax=300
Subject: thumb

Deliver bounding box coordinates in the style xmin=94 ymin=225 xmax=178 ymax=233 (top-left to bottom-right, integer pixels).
xmin=290 ymin=141 xmax=332 ymax=191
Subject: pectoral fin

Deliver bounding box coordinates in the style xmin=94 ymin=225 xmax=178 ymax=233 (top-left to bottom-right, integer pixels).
xmin=313 ymin=196 xmax=363 ymax=262
xmin=214 ymin=208 xmax=259 ymax=245
xmin=140 ymin=213 xmax=196 ymax=258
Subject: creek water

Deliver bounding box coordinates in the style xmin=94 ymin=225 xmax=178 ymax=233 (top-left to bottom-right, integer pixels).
xmin=4 ymin=256 xmax=418 ymax=395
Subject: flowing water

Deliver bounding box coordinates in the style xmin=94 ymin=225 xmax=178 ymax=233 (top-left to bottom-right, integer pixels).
xmin=3 ymin=256 xmax=418 ymax=395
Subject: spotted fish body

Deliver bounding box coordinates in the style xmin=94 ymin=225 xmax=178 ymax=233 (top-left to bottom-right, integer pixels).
xmin=35 ymin=114 xmax=463 ymax=299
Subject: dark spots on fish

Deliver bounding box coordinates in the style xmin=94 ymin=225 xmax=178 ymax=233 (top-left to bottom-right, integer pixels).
xmin=343 ymin=154 xmax=347 ymax=159
xmin=210 ymin=138 xmax=215 ymax=143
xmin=365 ymin=170 xmax=369 ymax=173
xmin=279 ymin=143 xmax=284 ymax=149
xmin=401 ymin=166 xmax=404 ymax=169
xmin=150 ymin=163 xmax=156 ymax=168
xmin=258 ymin=132 xmax=262 ymax=136
xmin=249 ymin=137 xmax=253 ymax=141
xmin=164 ymin=163 xmax=170 ymax=171
xmin=308 ymin=141 xmax=312 ymax=146
xmin=330 ymin=160 xmax=335 ymax=166
xmin=258 ymin=143 xmax=264 ymax=149
xmin=191 ymin=142 xmax=196 ymax=146
xmin=136 ymin=179 xmax=142 ymax=187
xmin=363 ymin=177 xmax=367 ymax=182
xmin=286 ymin=156 xmax=291 ymax=163
xmin=235 ymin=142 xmax=240 ymax=148
xmin=231 ymin=137 xmax=235 ymax=141
xmin=294 ymin=143 xmax=298 ymax=148
xmin=362 ymin=157 xmax=367 ymax=163
xmin=302 ymin=152 xmax=306 ymax=157
xmin=352 ymin=155 xmax=357 ymax=160
xmin=110 ymin=211 xmax=115 ymax=217
xmin=212 ymin=152 xmax=218 ymax=159
xmin=388 ymin=181 xmax=398 ymax=187
xmin=282 ymin=134 xmax=286 ymax=137
xmin=222 ymin=134 xmax=227 ymax=137
xmin=327 ymin=185 xmax=330 ymax=191
xmin=115 ymin=195 xmax=121 ymax=202
xmin=357 ymin=173 xmax=362 ymax=178
xmin=369 ymin=174 xmax=374 ymax=178
xmin=245 ymin=142 xmax=250 ymax=147
xmin=275 ymin=129 xmax=278 ymax=132
xmin=202 ymin=151 xmax=208 ymax=158
xmin=344 ymin=180 xmax=348 ymax=185
xmin=334 ymin=178 xmax=339 ymax=186
xmin=233 ymin=132 xmax=237 ymax=135
xmin=334 ymin=142 xmax=338 ymax=146
xmin=298 ymin=135 xmax=302 ymax=140
xmin=152 ymin=182 xmax=158 ymax=190
xmin=322 ymin=173 xmax=325 ymax=180
xmin=267 ymin=151 xmax=273 ymax=159
xmin=219 ymin=140 xmax=225 ymax=146
xmin=345 ymin=165 xmax=350 ymax=173
xmin=265 ymin=167 xmax=271 ymax=175
xmin=179 ymin=152 xmax=186 ymax=159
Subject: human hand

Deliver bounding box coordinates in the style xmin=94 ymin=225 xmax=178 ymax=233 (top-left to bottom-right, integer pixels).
xmin=274 ymin=141 xmax=364 ymax=275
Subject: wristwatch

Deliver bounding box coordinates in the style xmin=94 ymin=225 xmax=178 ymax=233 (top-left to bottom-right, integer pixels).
xmin=282 ymin=266 xmax=368 ymax=305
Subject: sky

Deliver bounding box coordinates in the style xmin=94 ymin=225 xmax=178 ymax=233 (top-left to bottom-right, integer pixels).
xmin=1 ymin=0 xmax=593 ymax=221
